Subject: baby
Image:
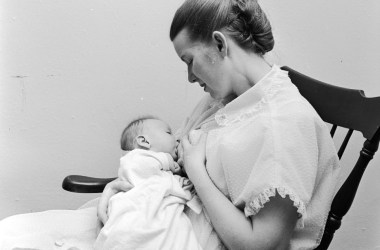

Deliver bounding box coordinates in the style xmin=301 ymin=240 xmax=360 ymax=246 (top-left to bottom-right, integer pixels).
xmin=94 ymin=116 xmax=202 ymax=250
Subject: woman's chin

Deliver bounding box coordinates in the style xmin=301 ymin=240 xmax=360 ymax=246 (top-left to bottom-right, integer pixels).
xmin=208 ymin=91 xmax=218 ymax=99
xmin=209 ymin=92 xmax=225 ymax=100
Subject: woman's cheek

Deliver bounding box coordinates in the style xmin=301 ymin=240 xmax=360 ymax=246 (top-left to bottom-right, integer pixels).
xmin=192 ymin=63 xmax=203 ymax=81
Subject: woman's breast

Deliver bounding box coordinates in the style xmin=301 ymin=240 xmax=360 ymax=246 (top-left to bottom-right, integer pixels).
xmin=205 ymin=126 xmax=230 ymax=198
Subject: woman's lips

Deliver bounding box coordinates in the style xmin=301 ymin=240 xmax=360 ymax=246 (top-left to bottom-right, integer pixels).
xmin=199 ymin=83 xmax=207 ymax=92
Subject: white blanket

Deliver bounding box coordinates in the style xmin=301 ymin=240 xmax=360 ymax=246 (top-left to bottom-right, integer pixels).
xmin=94 ymin=149 xmax=202 ymax=250
xmin=0 ymin=207 xmax=100 ymax=249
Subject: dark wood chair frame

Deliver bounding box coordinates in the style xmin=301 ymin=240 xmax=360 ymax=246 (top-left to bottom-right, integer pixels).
xmin=62 ymin=66 xmax=380 ymax=249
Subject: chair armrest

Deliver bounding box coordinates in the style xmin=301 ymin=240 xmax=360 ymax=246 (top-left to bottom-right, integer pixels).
xmin=62 ymin=175 xmax=117 ymax=193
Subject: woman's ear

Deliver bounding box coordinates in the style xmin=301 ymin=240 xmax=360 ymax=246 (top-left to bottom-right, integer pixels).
xmin=135 ymin=135 xmax=150 ymax=149
xmin=212 ymin=31 xmax=228 ymax=57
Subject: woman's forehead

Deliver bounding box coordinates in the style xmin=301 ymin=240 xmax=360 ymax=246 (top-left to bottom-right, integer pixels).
xmin=173 ymin=29 xmax=202 ymax=58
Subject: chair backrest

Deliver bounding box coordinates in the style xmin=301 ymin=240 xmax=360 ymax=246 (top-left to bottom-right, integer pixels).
xmin=281 ymin=66 xmax=380 ymax=249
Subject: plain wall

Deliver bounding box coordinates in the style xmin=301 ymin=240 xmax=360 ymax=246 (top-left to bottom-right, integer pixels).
xmin=1 ymin=1 xmax=379 ymax=249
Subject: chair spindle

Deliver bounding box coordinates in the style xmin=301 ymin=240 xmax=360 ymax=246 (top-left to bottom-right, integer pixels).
xmin=337 ymin=129 xmax=353 ymax=159
xmin=330 ymin=124 xmax=337 ymax=137
xmin=316 ymin=129 xmax=380 ymax=250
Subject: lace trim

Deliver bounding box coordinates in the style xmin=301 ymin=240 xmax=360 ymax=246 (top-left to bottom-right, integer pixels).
xmin=215 ymin=80 xmax=284 ymax=127
xmin=244 ymin=186 xmax=307 ymax=229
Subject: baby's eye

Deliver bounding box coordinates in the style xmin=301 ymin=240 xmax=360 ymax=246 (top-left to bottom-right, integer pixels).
xmin=166 ymin=131 xmax=172 ymax=135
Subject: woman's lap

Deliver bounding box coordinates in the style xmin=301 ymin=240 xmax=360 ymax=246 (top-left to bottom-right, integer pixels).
xmin=0 ymin=200 xmax=224 ymax=250
xmin=0 ymin=207 xmax=100 ymax=250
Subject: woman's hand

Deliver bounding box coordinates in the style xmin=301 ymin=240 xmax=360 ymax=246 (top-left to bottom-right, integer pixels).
xmin=176 ymin=141 xmax=184 ymax=167
xmin=180 ymin=131 xmax=208 ymax=181
xmin=97 ymin=178 xmax=133 ymax=225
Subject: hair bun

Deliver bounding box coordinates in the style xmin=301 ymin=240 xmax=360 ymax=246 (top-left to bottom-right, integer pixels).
xmin=170 ymin=0 xmax=274 ymax=55
xmin=230 ymin=0 xmax=274 ymax=54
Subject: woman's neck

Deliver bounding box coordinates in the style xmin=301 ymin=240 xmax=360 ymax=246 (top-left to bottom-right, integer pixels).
xmin=230 ymin=49 xmax=272 ymax=97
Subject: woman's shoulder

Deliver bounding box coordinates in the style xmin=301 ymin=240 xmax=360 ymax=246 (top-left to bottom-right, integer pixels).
xmin=275 ymin=88 xmax=325 ymax=128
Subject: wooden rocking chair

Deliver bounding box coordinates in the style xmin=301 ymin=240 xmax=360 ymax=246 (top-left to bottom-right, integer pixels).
xmin=62 ymin=66 xmax=380 ymax=249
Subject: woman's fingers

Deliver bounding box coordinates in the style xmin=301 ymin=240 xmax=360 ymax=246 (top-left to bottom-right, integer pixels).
xmin=182 ymin=130 xmax=207 ymax=148
xmin=200 ymin=132 xmax=208 ymax=153
xmin=177 ymin=142 xmax=184 ymax=167
xmin=198 ymin=131 xmax=207 ymax=146
xmin=97 ymin=179 xmax=133 ymax=225
xmin=181 ymin=134 xmax=191 ymax=149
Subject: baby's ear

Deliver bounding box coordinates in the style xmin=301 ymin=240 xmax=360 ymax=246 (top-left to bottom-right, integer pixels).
xmin=136 ymin=135 xmax=150 ymax=149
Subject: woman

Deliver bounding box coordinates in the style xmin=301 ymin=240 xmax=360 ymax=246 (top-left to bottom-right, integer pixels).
xmin=98 ymin=0 xmax=340 ymax=249
xmin=0 ymin=0 xmax=339 ymax=249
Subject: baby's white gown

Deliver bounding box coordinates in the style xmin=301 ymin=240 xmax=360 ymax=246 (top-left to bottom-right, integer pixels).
xmin=94 ymin=149 xmax=202 ymax=250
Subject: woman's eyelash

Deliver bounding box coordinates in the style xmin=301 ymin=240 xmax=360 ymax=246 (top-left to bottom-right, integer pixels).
xmin=184 ymin=59 xmax=192 ymax=65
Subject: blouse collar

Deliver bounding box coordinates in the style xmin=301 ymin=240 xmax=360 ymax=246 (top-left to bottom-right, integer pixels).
xmin=215 ymin=65 xmax=289 ymax=126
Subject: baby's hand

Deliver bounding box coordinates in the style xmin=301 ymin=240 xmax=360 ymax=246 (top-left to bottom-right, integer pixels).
xmin=170 ymin=161 xmax=184 ymax=176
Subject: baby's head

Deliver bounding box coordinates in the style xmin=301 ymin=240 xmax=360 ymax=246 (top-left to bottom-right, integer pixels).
xmin=120 ymin=116 xmax=178 ymax=160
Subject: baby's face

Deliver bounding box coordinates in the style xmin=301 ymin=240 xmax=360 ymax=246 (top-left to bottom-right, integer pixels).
xmin=142 ymin=119 xmax=179 ymax=160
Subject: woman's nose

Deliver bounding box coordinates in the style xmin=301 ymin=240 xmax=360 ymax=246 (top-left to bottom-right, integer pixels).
xmin=188 ymin=70 xmax=197 ymax=83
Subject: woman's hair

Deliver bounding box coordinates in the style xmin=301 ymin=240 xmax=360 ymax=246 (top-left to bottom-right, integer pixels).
xmin=170 ymin=0 xmax=274 ymax=55
xmin=120 ymin=115 xmax=158 ymax=151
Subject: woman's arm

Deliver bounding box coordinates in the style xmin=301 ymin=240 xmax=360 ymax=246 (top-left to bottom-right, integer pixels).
xmin=181 ymin=133 xmax=298 ymax=250
xmin=97 ymin=179 xmax=133 ymax=225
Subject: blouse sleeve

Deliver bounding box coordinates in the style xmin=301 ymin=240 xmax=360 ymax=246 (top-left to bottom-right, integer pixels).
xmin=218 ymin=102 xmax=330 ymax=228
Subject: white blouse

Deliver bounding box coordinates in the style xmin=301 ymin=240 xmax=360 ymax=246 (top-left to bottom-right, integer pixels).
xmin=179 ymin=65 xmax=341 ymax=249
